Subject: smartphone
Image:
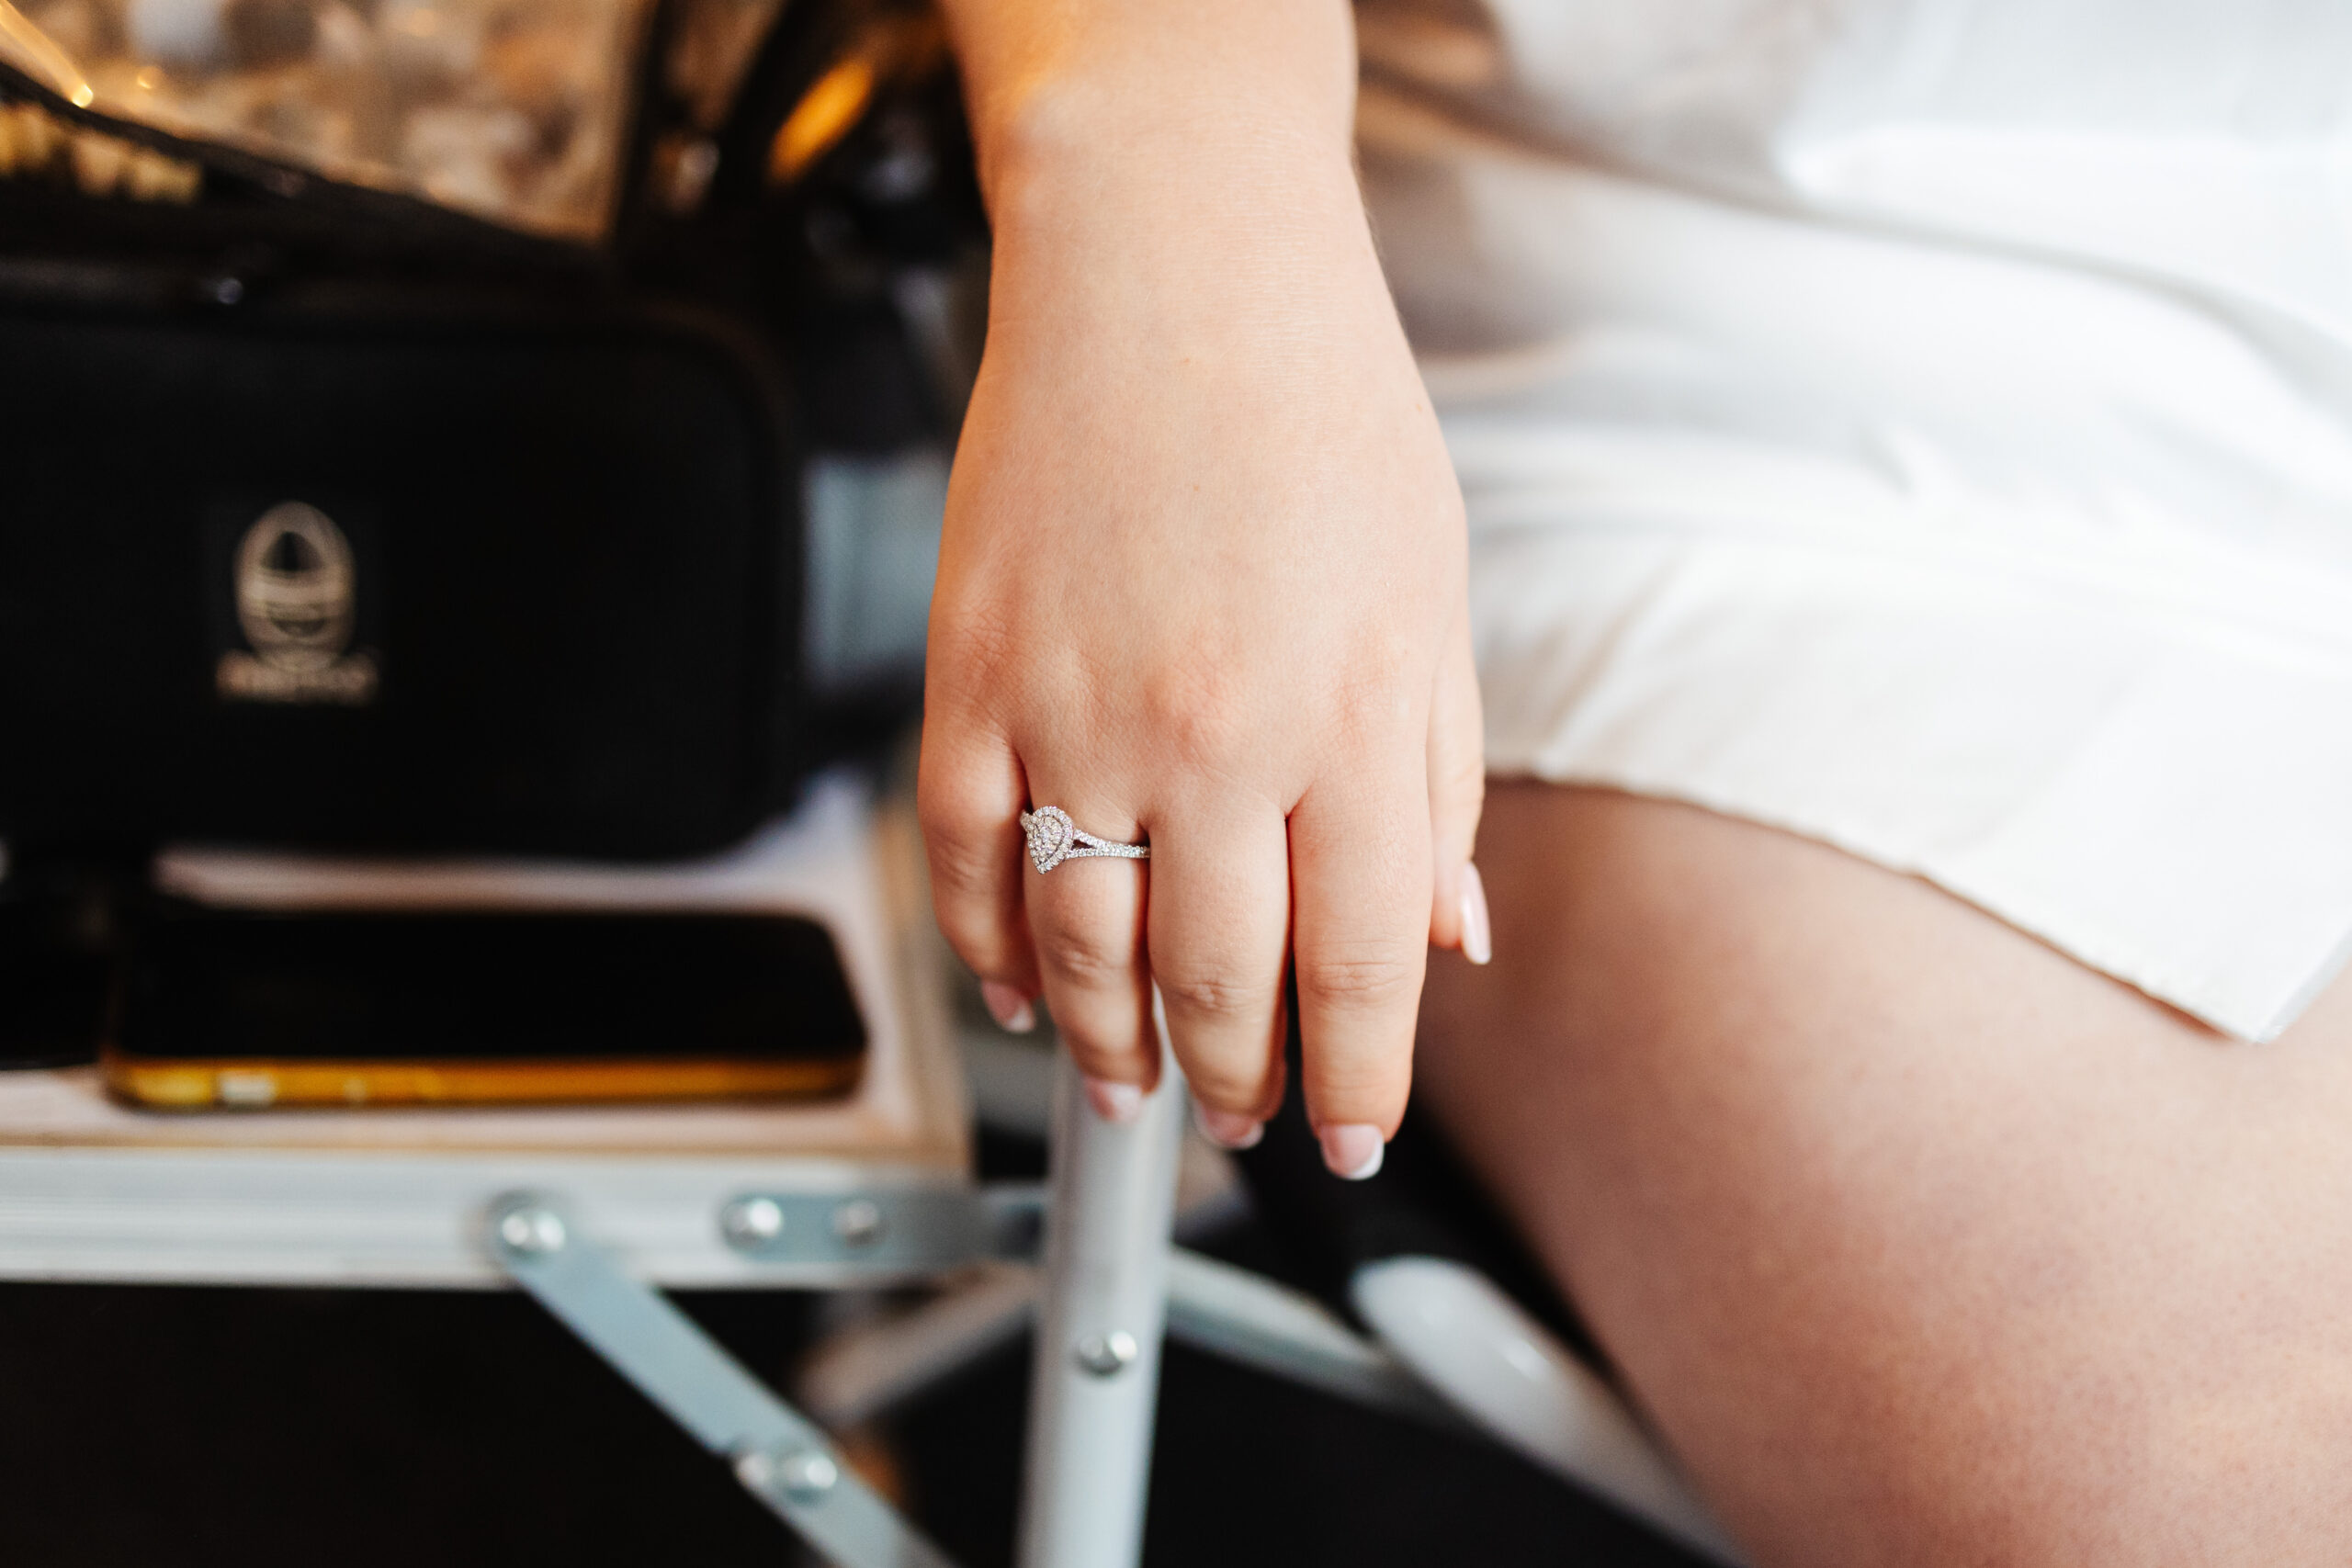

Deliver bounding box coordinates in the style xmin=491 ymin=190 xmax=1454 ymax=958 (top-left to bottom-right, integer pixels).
xmin=104 ymin=906 xmax=868 ymax=1109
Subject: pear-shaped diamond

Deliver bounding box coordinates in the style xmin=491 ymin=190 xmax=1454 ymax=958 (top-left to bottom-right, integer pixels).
xmin=1025 ymin=806 xmax=1074 ymax=873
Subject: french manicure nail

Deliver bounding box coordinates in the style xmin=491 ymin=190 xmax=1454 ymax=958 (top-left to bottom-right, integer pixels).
xmin=980 ymin=981 xmax=1035 ymax=1034
xmin=1193 ymin=1103 xmax=1264 ymax=1150
xmin=1084 ymin=1076 xmax=1144 ymax=1124
xmin=1319 ymin=1122 xmax=1385 ymax=1180
xmin=1460 ymin=862 xmax=1493 ymax=966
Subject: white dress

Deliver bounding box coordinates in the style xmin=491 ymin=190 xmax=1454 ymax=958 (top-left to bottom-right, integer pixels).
xmin=1356 ymin=0 xmax=2352 ymax=1040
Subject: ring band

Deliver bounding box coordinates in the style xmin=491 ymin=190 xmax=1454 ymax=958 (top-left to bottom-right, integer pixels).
xmin=1022 ymin=806 xmax=1149 ymax=874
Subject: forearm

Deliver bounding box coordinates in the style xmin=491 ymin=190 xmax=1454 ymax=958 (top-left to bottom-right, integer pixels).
xmin=937 ymin=0 xmax=1414 ymax=483
xmin=939 ymin=0 xmax=1360 ymax=207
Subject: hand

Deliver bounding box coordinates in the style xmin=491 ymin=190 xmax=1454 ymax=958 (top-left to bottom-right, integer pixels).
xmin=919 ymin=1 xmax=1487 ymax=1176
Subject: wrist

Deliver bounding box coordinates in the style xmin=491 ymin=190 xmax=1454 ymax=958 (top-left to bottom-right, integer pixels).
xmin=947 ymin=6 xmax=1359 ymax=232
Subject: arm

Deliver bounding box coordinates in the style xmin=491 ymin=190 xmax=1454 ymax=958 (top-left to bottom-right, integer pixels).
xmin=919 ymin=0 xmax=1486 ymax=1174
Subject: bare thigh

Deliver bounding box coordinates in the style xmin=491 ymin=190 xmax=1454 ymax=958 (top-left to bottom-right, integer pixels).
xmin=1416 ymin=783 xmax=2352 ymax=1566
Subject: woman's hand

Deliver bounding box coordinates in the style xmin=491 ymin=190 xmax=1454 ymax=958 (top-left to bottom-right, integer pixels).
xmin=919 ymin=0 xmax=1487 ymax=1175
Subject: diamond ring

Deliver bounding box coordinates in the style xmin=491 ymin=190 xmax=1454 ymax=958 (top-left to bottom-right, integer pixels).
xmin=1021 ymin=807 xmax=1149 ymax=874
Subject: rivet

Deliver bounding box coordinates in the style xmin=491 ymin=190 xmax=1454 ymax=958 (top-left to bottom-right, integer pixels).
xmin=720 ymin=1196 xmax=786 ymax=1247
xmin=496 ymin=1206 xmax=566 ymax=1256
xmin=831 ymin=1198 xmax=885 ymax=1247
xmin=1074 ymin=1329 xmax=1138 ymax=1377
xmin=736 ymin=1444 xmax=839 ymax=1504
xmin=777 ymin=1449 xmax=840 ymax=1502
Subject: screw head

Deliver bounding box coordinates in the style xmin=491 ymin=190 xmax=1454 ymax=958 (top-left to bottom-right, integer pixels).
xmin=735 ymin=1445 xmax=839 ymax=1505
xmin=777 ymin=1450 xmax=841 ymax=1502
xmin=733 ymin=1448 xmax=775 ymax=1490
xmin=1074 ymin=1329 xmax=1138 ymax=1377
xmin=831 ymin=1198 xmax=886 ymax=1248
xmin=720 ymin=1196 xmax=785 ymax=1248
xmin=495 ymin=1206 xmax=566 ymax=1256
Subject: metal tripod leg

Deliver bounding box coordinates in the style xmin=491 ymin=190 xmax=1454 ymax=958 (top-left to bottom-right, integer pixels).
xmin=1015 ymin=1051 xmax=1186 ymax=1568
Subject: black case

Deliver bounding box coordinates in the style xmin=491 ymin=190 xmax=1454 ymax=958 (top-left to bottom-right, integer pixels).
xmin=0 ymin=0 xmax=982 ymax=865
xmin=0 ymin=284 xmax=799 ymax=859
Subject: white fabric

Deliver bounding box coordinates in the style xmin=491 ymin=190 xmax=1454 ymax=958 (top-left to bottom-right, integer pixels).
xmin=1358 ymin=0 xmax=2352 ymax=1039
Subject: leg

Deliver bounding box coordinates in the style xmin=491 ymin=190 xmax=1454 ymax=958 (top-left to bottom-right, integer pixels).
xmin=1417 ymin=783 xmax=2352 ymax=1565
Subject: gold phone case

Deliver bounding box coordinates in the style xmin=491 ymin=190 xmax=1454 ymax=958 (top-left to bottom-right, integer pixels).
xmin=102 ymin=1052 xmax=865 ymax=1110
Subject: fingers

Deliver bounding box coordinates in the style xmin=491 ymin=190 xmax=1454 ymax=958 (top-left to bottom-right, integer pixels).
xmin=1018 ymin=780 xmax=1159 ymax=1100
xmin=1146 ymin=803 xmax=1292 ymax=1145
xmin=1288 ymin=739 xmax=1430 ymax=1179
xmin=1426 ymin=611 xmax=1490 ymax=964
xmin=917 ymin=717 xmax=1038 ymax=1008
xmin=924 ymin=666 xmax=1467 ymax=1166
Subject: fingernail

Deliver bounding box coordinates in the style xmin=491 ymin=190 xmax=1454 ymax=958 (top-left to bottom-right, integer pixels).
xmin=1193 ymin=1103 xmax=1264 ymax=1150
xmin=980 ymin=981 xmax=1035 ymax=1033
xmin=1459 ymin=862 xmax=1493 ymax=966
xmin=1319 ymin=1123 xmax=1385 ymax=1180
xmin=1084 ymin=1075 xmax=1144 ymax=1124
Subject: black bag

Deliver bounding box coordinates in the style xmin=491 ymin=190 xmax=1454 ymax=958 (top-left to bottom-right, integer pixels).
xmin=0 ymin=0 xmax=982 ymax=861
xmin=0 ymin=282 xmax=799 ymax=859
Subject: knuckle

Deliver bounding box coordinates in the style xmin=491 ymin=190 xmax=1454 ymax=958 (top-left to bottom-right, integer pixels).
xmin=916 ymin=739 xmax=997 ymax=828
xmin=1328 ymin=650 xmax=1418 ymax=741
xmin=1138 ymin=660 xmax=1250 ymax=772
xmin=1295 ymin=948 xmax=1421 ymax=1014
xmin=927 ymin=598 xmax=1020 ymax=700
xmin=923 ymin=829 xmax=1006 ymax=906
xmin=1153 ymin=964 xmax=1271 ymax=1023
xmin=917 ymin=788 xmax=1013 ymax=907
xmin=1036 ymin=929 xmax=1136 ymax=991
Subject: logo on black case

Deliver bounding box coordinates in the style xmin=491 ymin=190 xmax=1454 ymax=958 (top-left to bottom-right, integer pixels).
xmin=215 ymin=502 xmax=380 ymax=705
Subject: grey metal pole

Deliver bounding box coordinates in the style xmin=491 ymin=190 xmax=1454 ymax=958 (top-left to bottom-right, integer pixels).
xmin=1014 ymin=1043 xmax=1184 ymax=1568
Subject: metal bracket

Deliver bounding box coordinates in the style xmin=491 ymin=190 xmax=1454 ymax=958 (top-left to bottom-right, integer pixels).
xmin=717 ymin=1183 xmax=1046 ymax=1275
xmin=486 ymin=1192 xmax=957 ymax=1568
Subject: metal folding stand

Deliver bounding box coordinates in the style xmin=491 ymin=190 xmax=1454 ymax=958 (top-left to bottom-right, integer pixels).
xmin=475 ymin=1055 xmax=1186 ymax=1568
xmin=466 ymin=1062 xmax=1745 ymax=1568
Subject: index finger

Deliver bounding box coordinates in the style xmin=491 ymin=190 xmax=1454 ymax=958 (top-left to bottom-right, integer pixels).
xmin=917 ymin=717 xmax=1040 ymax=1004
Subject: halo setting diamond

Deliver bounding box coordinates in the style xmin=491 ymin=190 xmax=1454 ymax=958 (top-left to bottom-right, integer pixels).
xmin=1021 ymin=807 xmax=1148 ymax=873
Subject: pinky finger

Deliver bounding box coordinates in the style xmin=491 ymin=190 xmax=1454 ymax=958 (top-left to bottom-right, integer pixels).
xmin=1426 ymin=609 xmax=1487 ymax=961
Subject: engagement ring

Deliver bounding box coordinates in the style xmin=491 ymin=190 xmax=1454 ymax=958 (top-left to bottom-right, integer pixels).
xmin=1022 ymin=807 xmax=1149 ymax=874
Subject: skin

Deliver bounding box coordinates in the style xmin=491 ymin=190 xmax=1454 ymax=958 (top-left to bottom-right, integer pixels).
xmin=1419 ymin=784 xmax=2352 ymax=1562
xmin=921 ymin=0 xmax=1484 ymax=1161
xmin=918 ymin=3 xmax=2352 ymax=1555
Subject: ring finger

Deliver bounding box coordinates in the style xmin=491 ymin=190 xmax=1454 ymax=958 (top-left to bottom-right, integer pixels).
xmin=1019 ymin=775 xmax=1157 ymax=1107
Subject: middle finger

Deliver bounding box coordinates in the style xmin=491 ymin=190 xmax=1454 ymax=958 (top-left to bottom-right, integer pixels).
xmin=1145 ymin=801 xmax=1291 ymax=1142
